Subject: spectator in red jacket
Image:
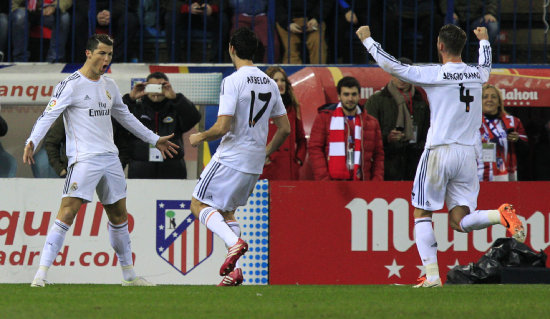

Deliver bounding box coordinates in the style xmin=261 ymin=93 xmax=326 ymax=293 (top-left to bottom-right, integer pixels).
xmin=309 ymin=76 xmax=384 ymax=181
xmin=260 ymin=66 xmax=307 ymax=180
xmin=478 ymin=84 xmax=528 ymax=181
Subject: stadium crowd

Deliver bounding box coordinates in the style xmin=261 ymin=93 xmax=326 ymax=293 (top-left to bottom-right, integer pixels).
xmin=0 ymin=0 xmax=549 ymax=181
xmin=0 ymin=0 xmax=526 ymax=64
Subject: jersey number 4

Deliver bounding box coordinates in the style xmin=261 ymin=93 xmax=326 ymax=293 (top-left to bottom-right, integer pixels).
xmin=459 ymin=83 xmax=474 ymax=112
xmin=248 ymin=91 xmax=272 ymax=127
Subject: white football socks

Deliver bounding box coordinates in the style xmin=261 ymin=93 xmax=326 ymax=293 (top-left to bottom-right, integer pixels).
xmin=226 ymin=219 xmax=241 ymax=269
xmin=460 ymin=209 xmax=501 ymax=232
xmin=108 ymin=221 xmax=136 ymax=282
xmin=199 ymin=207 xmax=238 ymax=247
xmin=414 ymin=217 xmax=440 ymax=282
xmin=34 ymin=219 xmax=69 ymax=280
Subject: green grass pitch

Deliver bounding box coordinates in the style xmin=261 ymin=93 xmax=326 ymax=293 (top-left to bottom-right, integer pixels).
xmin=1 ymin=284 xmax=549 ymax=319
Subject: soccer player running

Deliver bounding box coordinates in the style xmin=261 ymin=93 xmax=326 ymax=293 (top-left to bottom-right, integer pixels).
xmin=356 ymin=25 xmax=525 ymax=288
xmin=24 ymin=34 xmax=179 ymax=287
xmin=189 ymin=27 xmax=291 ymax=286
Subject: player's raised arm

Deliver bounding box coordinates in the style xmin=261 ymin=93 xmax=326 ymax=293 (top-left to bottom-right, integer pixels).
xmin=356 ymin=25 xmax=435 ymax=86
xmin=355 ymin=26 xmax=371 ymax=42
xmin=473 ymin=27 xmax=489 ymax=41
xmin=474 ymin=27 xmax=492 ymax=81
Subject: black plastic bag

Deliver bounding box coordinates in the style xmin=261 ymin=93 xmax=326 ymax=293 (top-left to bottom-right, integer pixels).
xmin=446 ymin=238 xmax=547 ymax=284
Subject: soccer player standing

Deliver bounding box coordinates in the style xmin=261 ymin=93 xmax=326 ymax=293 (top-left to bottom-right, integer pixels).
xmin=356 ymin=25 xmax=525 ymax=287
xmin=189 ymin=27 xmax=291 ymax=286
xmin=24 ymin=34 xmax=179 ymax=287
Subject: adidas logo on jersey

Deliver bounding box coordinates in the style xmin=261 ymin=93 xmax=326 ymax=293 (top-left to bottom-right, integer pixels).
xmin=84 ymin=95 xmax=91 ymax=100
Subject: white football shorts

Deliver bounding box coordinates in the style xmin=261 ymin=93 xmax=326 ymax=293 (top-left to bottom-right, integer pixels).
xmin=192 ymin=160 xmax=259 ymax=212
xmin=412 ymin=144 xmax=479 ymax=212
xmin=62 ymin=154 xmax=126 ymax=205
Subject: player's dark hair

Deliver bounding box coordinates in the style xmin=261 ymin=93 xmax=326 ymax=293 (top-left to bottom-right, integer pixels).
xmin=85 ymin=34 xmax=114 ymax=52
xmin=438 ymin=24 xmax=466 ymax=56
xmin=337 ymin=76 xmax=361 ymax=94
xmin=230 ymin=27 xmax=259 ymax=61
xmin=147 ymin=72 xmax=169 ymax=82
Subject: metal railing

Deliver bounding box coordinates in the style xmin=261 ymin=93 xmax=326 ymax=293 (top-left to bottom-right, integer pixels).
xmin=0 ymin=0 xmax=548 ymax=64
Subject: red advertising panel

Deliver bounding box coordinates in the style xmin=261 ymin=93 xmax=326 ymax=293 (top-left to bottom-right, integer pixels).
xmin=269 ymin=181 xmax=550 ymax=285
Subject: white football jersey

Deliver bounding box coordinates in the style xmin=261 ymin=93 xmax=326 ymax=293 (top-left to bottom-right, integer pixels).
xmin=363 ymin=37 xmax=492 ymax=148
xmin=213 ymin=65 xmax=287 ymax=174
xmin=27 ymin=71 xmax=159 ymax=166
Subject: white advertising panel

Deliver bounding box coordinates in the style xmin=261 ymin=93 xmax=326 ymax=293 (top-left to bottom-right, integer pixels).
xmin=0 ymin=178 xmax=268 ymax=285
xmin=0 ymin=64 xmax=220 ymax=105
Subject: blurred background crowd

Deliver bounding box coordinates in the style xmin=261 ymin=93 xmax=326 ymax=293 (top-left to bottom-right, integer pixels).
xmin=0 ymin=0 xmax=547 ymax=64
xmin=1 ymin=0 xmax=550 ymax=182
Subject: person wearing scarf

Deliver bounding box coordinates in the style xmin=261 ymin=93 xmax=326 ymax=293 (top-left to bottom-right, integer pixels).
xmin=478 ymin=84 xmax=527 ymax=181
xmin=309 ymin=76 xmax=384 ymax=181
xmin=365 ymin=57 xmax=431 ymax=180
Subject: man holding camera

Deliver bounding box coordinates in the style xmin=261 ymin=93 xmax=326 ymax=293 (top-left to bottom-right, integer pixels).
xmin=121 ymin=71 xmax=201 ymax=179
xmin=365 ymin=57 xmax=431 ymax=181
xmin=309 ymin=76 xmax=384 ymax=181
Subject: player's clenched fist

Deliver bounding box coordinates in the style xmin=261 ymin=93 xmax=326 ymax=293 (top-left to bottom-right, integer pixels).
xmin=356 ymin=26 xmax=371 ymax=42
xmin=473 ymin=27 xmax=489 ymax=41
xmin=189 ymin=133 xmax=203 ymax=147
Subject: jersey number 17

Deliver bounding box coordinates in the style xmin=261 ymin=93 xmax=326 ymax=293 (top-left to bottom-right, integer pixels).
xmin=248 ymin=90 xmax=272 ymax=127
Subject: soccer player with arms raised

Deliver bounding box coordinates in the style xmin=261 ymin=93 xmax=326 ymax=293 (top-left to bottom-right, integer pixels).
xmin=356 ymin=25 xmax=525 ymax=287
xmin=24 ymin=34 xmax=179 ymax=287
xmin=189 ymin=27 xmax=291 ymax=286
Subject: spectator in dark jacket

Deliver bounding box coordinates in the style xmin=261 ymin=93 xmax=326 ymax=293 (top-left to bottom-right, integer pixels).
xmin=365 ymin=58 xmax=430 ymax=180
xmin=0 ymin=108 xmax=7 ymax=137
xmin=162 ymin=0 xmax=228 ymax=62
xmin=440 ymin=0 xmax=499 ymax=44
xmin=385 ymin=1 xmax=444 ymax=63
xmin=0 ymin=1 xmax=10 ymax=61
xmin=309 ymin=76 xmax=384 ymax=181
xmin=74 ymin=0 xmax=139 ymax=62
xmin=335 ymin=0 xmax=384 ymax=64
xmin=121 ymin=72 xmax=201 ymax=179
xmin=0 ymin=101 xmax=7 ymax=137
xmin=44 ymin=116 xmax=131 ymax=177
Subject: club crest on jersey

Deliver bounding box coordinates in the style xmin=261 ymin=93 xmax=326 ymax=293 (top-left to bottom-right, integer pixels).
xmin=156 ymin=200 xmax=213 ymax=275
xmin=46 ymin=99 xmax=57 ymax=111
xmin=106 ymin=90 xmax=111 ymax=100
xmin=70 ymin=182 xmax=78 ymax=192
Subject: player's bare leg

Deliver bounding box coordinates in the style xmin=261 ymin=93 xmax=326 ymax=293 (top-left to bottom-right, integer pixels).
xmin=104 ymin=198 xmax=154 ymax=286
xmin=449 ymin=206 xmax=470 ymax=232
xmin=31 ymin=197 xmax=83 ymax=287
